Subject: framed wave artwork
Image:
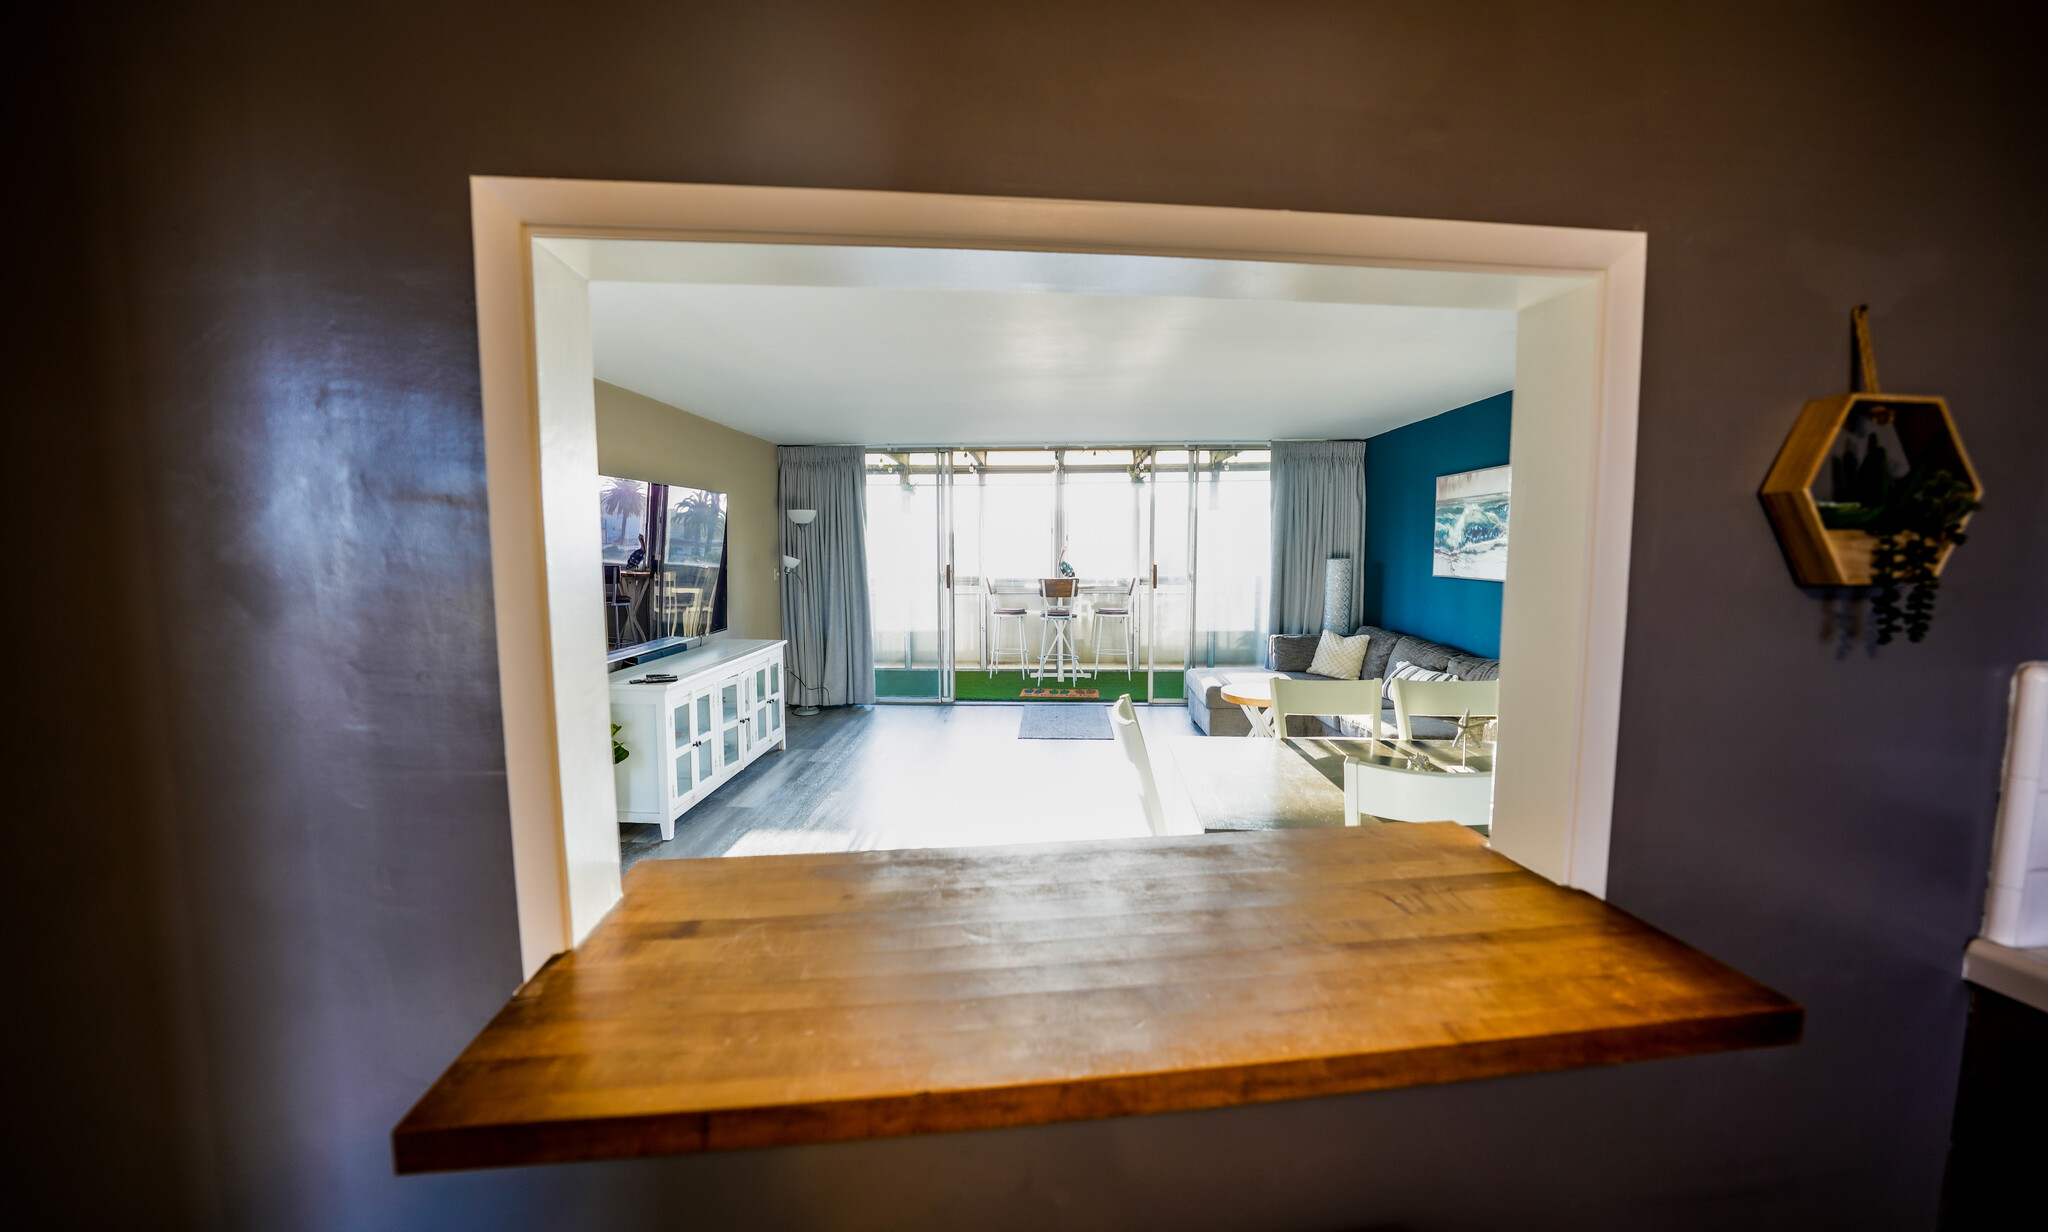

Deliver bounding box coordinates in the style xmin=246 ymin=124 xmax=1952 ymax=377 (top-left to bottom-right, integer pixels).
xmin=1433 ymin=465 xmax=1511 ymax=581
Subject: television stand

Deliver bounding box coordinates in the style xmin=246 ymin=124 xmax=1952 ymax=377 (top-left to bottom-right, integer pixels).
xmin=607 ymin=638 xmax=788 ymax=839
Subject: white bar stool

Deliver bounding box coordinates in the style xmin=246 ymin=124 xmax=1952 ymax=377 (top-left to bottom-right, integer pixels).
xmin=1091 ymin=577 xmax=1138 ymax=678
xmin=1036 ymin=577 xmax=1083 ymax=683
xmin=986 ymin=578 xmax=1027 ymax=677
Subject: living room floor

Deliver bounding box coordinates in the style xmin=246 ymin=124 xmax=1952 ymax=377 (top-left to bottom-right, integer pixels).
xmin=620 ymin=702 xmax=1206 ymax=869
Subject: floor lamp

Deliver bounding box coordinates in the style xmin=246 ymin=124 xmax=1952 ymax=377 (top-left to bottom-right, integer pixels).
xmin=784 ymin=508 xmax=820 ymax=714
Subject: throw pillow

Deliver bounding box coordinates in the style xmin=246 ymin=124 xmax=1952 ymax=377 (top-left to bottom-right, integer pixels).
xmin=1307 ymin=630 xmax=1370 ymax=680
xmin=1353 ymin=625 xmax=1400 ymax=680
xmin=1383 ymin=660 xmax=1456 ymax=701
xmin=1268 ymin=633 xmax=1322 ymax=673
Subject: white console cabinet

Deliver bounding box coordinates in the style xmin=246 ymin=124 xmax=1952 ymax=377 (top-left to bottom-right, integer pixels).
xmin=609 ymin=638 xmax=788 ymax=838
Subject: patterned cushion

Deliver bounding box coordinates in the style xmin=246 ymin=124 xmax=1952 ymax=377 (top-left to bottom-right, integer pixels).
xmin=1268 ymin=634 xmax=1321 ymax=673
xmin=1307 ymin=630 xmax=1371 ymax=680
xmin=1446 ymin=652 xmax=1501 ymax=681
xmin=1383 ymin=660 xmax=1456 ymax=701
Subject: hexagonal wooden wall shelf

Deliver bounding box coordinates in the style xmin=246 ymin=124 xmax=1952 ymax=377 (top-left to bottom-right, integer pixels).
xmin=1759 ymin=391 xmax=1982 ymax=587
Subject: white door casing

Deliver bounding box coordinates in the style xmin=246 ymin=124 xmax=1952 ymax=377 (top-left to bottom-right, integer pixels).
xmin=473 ymin=178 xmax=1645 ymax=978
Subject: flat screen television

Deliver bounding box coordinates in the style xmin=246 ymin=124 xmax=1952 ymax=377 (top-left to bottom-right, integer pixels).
xmin=599 ymin=475 xmax=729 ymax=663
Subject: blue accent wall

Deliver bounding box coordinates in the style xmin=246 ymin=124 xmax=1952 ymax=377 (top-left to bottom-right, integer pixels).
xmin=1361 ymin=392 xmax=1513 ymax=658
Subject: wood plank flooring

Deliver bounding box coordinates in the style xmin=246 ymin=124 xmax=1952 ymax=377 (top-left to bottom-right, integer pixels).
xmin=394 ymin=823 xmax=1802 ymax=1172
xmin=621 ymin=703 xmax=1205 ymax=868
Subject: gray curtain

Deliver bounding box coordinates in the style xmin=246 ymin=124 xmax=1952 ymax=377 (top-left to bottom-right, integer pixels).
xmin=1268 ymin=440 xmax=1367 ymax=635
xmin=778 ymin=446 xmax=876 ymax=706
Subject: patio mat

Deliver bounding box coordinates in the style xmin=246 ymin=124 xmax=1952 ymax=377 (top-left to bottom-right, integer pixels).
xmin=1018 ymin=705 xmax=1113 ymax=740
xmin=1019 ymin=687 xmax=1100 ymax=699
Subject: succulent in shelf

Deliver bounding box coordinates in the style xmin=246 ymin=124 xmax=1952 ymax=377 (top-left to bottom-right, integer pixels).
xmin=1867 ymin=465 xmax=1980 ymax=645
xmin=612 ymin=723 xmax=630 ymax=764
xmin=1811 ymin=426 xmax=1980 ymax=644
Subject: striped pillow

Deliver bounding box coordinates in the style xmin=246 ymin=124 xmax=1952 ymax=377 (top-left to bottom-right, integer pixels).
xmin=1383 ymin=660 xmax=1456 ymax=702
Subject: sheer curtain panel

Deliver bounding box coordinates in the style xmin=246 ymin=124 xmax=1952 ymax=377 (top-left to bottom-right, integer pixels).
xmin=779 ymin=446 xmax=876 ymax=706
xmin=1268 ymin=440 xmax=1367 ymax=636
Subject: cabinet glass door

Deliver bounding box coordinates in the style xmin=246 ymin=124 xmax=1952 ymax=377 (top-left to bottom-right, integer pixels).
xmin=720 ymin=677 xmax=745 ymax=766
xmin=693 ymin=692 xmax=715 ymax=782
xmin=750 ymin=664 xmax=771 ymax=741
xmin=768 ymin=661 xmax=781 ymax=698
xmin=671 ymin=697 xmax=694 ymax=800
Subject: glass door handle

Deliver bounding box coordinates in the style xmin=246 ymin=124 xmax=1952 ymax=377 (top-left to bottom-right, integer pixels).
xmin=945 ymin=563 xmax=952 ymax=588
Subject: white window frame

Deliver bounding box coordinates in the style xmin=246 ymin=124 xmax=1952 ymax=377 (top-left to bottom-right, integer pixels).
xmin=471 ymin=178 xmax=1646 ymax=978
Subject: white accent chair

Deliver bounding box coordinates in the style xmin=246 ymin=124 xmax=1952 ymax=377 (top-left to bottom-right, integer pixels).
xmin=1109 ymin=694 xmax=1170 ymax=837
xmin=1389 ymin=678 xmax=1500 ymax=742
xmin=1347 ymin=677 xmax=1499 ymax=829
xmin=1342 ymin=759 xmax=1495 ymax=828
xmin=1269 ymin=677 xmax=1386 ymax=741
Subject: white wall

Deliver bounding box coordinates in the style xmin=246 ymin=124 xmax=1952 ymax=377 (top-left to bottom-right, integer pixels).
xmin=1491 ymin=282 xmax=1625 ymax=893
xmin=531 ymin=243 xmax=625 ymax=954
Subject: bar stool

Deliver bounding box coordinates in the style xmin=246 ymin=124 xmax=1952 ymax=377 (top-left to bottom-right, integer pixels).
xmin=1036 ymin=577 xmax=1083 ymax=683
xmin=986 ymin=578 xmax=1028 ymax=677
xmin=603 ymin=564 xmax=631 ymax=648
xmin=1091 ymin=576 xmax=1138 ymax=678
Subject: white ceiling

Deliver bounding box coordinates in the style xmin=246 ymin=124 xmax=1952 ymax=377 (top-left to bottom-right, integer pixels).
xmin=576 ymin=242 xmax=1567 ymax=446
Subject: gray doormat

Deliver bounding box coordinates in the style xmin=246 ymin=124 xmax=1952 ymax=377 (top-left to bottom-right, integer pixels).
xmin=1018 ymin=705 xmax=1112 ymax=740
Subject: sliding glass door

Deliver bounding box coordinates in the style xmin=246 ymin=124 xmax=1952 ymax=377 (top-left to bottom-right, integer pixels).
xmin=866 ymin=452 xmax=950 ymax=700
xmin=866 ymin=445 xmax=1267 ymax=704
xmin=949 ymin=451 xmax=1059 ymax=694
xmin=1148 ymin=450 xmax=1194 ymax=702
xmin=1060 ymin=449 xmax=1179 ymax=703
xmin=1192 ymin=448 xmax=1272 ymax=669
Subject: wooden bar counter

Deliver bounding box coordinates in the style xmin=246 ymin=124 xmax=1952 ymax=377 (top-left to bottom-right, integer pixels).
xmin=394 ymin=824 xmax=1800 ymax=1172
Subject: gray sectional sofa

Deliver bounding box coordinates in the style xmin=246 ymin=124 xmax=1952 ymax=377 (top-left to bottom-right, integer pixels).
xmin=1185 ymin=624 xmax=1501 ymax=738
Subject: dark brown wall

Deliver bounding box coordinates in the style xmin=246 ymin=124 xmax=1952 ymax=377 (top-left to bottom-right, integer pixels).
xmin=22 ymin=1 xmax=2047 ymax=1228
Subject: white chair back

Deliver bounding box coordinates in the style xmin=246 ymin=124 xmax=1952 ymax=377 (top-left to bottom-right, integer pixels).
xmin=1108 ymin=694 xmax=1170 ymax=837
xmin=1269 ymin=677 xmax=1386 ymax=741
xmin=1389 ymin=678 xmax=1500 ymax=741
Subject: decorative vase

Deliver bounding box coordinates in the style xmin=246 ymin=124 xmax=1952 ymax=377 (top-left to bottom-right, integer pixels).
xmin=1322 ymin=557 xmax=1352 ymax=633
